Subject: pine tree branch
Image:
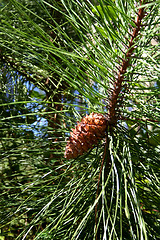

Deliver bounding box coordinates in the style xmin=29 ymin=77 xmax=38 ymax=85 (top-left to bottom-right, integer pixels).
xmin=108 ymin=0 xmax=146 ymax=125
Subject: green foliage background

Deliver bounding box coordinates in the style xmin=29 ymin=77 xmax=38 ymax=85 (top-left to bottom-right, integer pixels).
xmin=0 ymin=0 xmax=160 ymax=239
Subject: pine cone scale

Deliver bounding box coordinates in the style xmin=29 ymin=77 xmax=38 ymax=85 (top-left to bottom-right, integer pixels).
xmin=64 ymin=113 xmax=108 ymax=159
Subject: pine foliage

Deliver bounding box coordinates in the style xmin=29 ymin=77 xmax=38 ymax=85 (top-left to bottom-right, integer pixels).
xmin=0 ymin=0 xmax=160 ymax=239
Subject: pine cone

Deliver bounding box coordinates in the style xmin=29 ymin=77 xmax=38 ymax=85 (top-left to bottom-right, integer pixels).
xmin=64 ymin=112 xmax=108 ymax=159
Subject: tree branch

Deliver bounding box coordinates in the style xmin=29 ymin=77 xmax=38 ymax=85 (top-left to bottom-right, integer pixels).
xmin=108 ymin=0 xmax=146 ymax=124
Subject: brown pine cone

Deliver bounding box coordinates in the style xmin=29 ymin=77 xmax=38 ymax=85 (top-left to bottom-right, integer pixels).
xmin=64 ymin=112 xmax=108 ymax=159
